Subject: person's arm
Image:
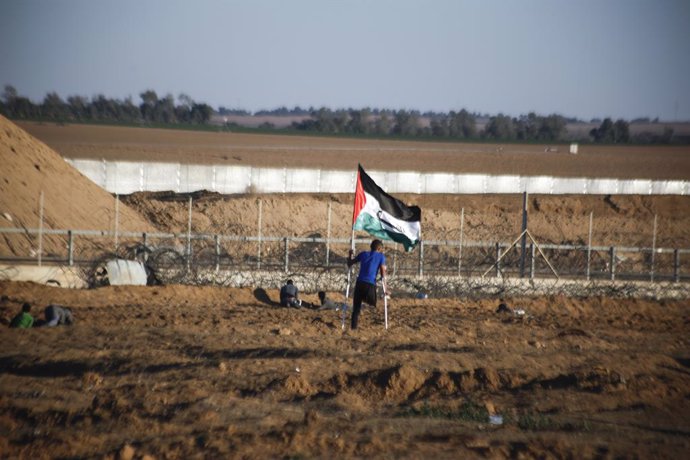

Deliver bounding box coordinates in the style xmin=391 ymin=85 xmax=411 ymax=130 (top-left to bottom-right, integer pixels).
xmin=347 ymin=249 xmax=358 ymax=267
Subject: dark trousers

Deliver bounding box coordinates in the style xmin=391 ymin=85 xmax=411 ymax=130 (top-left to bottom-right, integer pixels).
xmin=351 ymin=280 xmax=377 ymax=329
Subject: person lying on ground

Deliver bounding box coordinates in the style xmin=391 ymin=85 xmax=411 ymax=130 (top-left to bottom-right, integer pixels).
xmin=9 ymin=302 xmax=34 ymax=329
xmin=317 ymin=291 xmax=350 ymax=311
xmin=43 ymin=304 xmax=74 ymax=327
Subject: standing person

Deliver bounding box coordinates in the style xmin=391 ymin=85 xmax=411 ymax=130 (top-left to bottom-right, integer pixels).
xmin=43 ymin=304 xmax=74 ymax=327
xmin=279 ymin=279 xmax=302 ymax=308
xmin=347 ymin=239 xmax=387 ymax=330
xmin=9 ymin=302 xmax=34 ymax=328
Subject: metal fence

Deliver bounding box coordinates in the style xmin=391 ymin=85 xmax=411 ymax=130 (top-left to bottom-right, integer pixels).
xmin=1 ymin=227 xmax=688 ymax=286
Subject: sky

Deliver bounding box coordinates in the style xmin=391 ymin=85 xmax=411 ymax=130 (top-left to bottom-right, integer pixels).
xmin=1 ymin=0 xmax=689 ymax=121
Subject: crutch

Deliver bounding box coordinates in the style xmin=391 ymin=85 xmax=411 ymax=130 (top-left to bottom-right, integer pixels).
xmin=381 ymin=277 xmax=388 ymax=330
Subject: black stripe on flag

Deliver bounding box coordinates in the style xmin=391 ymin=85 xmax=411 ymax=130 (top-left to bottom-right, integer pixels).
xmin=358 ymin=165 xmax=421 ymax=222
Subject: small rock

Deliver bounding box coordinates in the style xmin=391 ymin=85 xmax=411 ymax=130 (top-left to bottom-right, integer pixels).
xmin=118 ymin=444 xmax=135 ymax=460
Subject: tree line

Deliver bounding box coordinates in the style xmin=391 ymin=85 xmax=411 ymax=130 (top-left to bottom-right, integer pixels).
xmin=0 ymin=85 xmax=213 ymax=125
xmin=0 ymin=85 xmax=680 ymax=144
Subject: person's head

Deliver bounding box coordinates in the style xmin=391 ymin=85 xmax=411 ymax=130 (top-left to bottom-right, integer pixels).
xmin=371 ymin=239 xmax=383 ymax=252
xmin=318 ymin=291 xmax=326 ymax=302
xmin=286 ymin=279 xmax=293 ymax=285
xmin=21 ymin=302 xmax=31 ymax=313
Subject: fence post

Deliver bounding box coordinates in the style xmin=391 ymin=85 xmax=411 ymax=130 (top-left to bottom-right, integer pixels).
xmin=284 ymin=237 xmax=289 ymax=273
xmin=586 ymin=211 xmax=593 ymax=280
xmin=114 ymin=193 xmax=119 ymax=252
xmin=609 ymin=246 xmax=616 ymax=281
xmin=418 ymin=241 xmax=424 ymax=277
xmin=519 ymin=191 xmax=528 ymax=278
xmin=530 ymin=243 xmax=535 ymax=279
xmin=142 ymin=232 xmax=148 ymax=248
xmin=495 ymin=243 xmax=501 ymax=278
xmin=214 ymin=234 xmax=220 ymax=272
xmin=393 ymin=243 xmax=398 ymax=277
xmin=257 ymin=199 xmax=262 ymax=270
xmin=674 ymin=249 xmax=680 ymax=283
xmin=68 ymin=230 xmax=74 ymax=266
xmin=650 ymin=214 xmax=657 ymax=282
xmin=38 ymin=190 xmax=44 ymax=267
xmin=326 ymin=202 xmax=331 ymax=267
xmin=458 ymin=207 xmax=464 ymax=276
xmin=186 ymin=196 xmax=192 ymax=271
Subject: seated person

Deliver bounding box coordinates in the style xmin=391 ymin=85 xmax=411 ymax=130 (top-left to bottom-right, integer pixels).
xmin=9 ymin=302 xmax=34 ymax=328
xmin=44 ymin=304 xmax=74 ymax=327
xmin=279 ymin=279 xmax=302 ymax=308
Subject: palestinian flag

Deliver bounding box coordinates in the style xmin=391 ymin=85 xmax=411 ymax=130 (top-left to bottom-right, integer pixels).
xmin=352 ymin=164 xmax=421 ymax=252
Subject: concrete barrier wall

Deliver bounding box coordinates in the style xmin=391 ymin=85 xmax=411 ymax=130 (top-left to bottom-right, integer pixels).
xmin=68 ymin=159 xmax=690 ymax=196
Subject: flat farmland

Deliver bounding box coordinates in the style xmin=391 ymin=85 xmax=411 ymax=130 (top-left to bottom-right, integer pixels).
xmin=17 ymin=122 xmax=690 ymax=180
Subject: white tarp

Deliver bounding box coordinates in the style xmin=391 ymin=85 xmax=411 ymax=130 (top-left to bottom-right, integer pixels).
xmin=105 ymin=259 xmax=147 ymax=286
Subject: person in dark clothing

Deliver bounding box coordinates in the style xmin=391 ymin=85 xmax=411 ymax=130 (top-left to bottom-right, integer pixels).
xmin=347 ymin=239 xmax=388 ymax=330
xmin=9 ymin=302 xmax=34 ymax=328
xmin=280 ymin=279 xmax=302 ymax=308
xmin=317 ymin=291 xmax=349 ymax=311
xmin=44 ymin=305 xmax=74 ymax=327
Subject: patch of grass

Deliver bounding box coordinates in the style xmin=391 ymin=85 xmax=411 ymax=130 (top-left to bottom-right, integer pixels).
xmin=518 ymin=413 xmax=556 ymax=431
xmin=517 ymin=412 xmax=593 ymax=432
xmin=398 ymin=400 xmax=489 ymax=423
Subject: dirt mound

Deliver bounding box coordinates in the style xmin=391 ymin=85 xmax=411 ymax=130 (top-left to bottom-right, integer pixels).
xmin=0 ymin=116 xmax=156 ymax=257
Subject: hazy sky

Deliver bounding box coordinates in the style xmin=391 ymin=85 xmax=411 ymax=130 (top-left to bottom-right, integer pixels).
xmin=1 ymin=0 xmax=689 ymax=121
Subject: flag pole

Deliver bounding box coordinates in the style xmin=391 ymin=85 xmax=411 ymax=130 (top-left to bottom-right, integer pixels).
xmin=345 ymin=226 xmax=355 ymax=298
xmin=346 ymin=166 xmax=359 ymax=299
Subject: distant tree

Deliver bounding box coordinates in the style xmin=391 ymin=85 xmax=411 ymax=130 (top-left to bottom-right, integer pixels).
xmin=157 ymin=94 xmax=177 ymax=123
xmin=1 ymin=85 xmax=37 ymax=119
xmin=590 ymin=118 xmax=629 ymax=143
xmin=67 ymin=95 xmax=89 ymax=121
xmin=121 ymin=96 xmax=141 ymax=122
xmin=373 ymin=112 xmax=392 ymax=135
xmin=448 ymin=109 xmax=476 ymax=138
xmin=41 ymin=92 xmax=69 ymax=121
xmin=392 ymin=110 xmax=420 ymax=136
xmin=483 ymin=114 xmax=515 ymax=139
xmin=346 ymin=108 xmax=371 ymax=134
xmin=430 ymin=117 xmax=449 ymax=137
xmin=139 ymin=90 xmax=159 ymax=122
xmin=190 ymin=103 xmax=213 ymax=124
xmin=537 ymin=114 xmax=567 ymax=141
xmin=515 ymin=112 xmax=539 ymax=140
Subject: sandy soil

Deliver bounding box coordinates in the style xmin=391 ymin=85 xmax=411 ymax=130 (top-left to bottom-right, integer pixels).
xmin=1 ymin=281 xmax=689 ymax=459
xmin=2 ymin=118 xmax=690 ymax=458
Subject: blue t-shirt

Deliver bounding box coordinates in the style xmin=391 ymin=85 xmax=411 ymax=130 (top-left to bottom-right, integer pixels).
xmin=356 ymin=251 xmax=386 ymax=285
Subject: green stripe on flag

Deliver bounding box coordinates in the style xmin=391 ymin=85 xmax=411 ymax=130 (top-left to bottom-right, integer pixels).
xmin=354 ymin=213 xmax=417 ymax=251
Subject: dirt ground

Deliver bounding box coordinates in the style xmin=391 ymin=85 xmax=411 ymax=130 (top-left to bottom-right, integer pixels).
xmin=17 ymin=121 xmax=690 ymax=180
xmin=2 ymin=118 xmax=690 ymax=458
xmin=0 ymin=281 xmax=689 ymax=459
